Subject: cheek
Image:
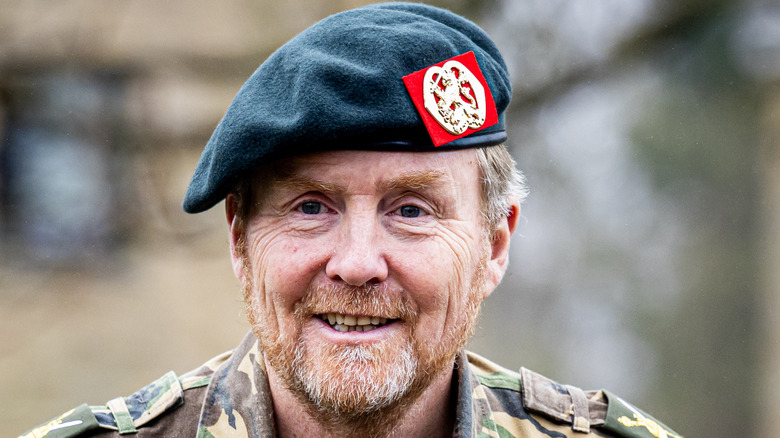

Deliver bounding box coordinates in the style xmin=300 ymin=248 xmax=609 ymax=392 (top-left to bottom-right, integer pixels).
xmin=247 ymin=230 xmax=330 ymax=310
xmin=389 ymin=229 xmax=480 ymax=315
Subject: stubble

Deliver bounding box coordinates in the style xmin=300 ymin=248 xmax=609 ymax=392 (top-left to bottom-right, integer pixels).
xmin=242 ymin=260 xmax=486 ymax=437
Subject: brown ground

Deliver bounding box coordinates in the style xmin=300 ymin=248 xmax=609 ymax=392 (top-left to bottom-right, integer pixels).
xmin=1 ymin=238 xmax=249 ymax=435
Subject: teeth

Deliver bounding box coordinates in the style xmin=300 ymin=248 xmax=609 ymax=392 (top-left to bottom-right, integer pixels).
xmin=332 ymin=324 xmax=378 ymax=332
xmin=322 ymin=313 xmax=390 ymax=332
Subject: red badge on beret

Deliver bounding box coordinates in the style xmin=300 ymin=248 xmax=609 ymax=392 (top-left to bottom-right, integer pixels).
xmin=403 ymin=51 xmax=498 ymax=147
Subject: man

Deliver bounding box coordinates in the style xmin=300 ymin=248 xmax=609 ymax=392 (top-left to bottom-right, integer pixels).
xmin=21 ymin=3 xmax=681 ymax=437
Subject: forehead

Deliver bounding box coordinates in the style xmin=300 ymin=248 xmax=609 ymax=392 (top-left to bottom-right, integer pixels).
xmin=258 ymin=149 xmax=482 ymax=195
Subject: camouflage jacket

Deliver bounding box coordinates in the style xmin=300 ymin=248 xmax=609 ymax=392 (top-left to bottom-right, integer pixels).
xmin=20 ymin=331 xmax=681 ymax=438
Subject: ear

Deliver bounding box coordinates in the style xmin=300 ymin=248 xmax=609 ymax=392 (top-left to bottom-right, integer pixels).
xmin=225 ymin=193 xmax=246 ymax=282
xmin=483 ymin=201 xmax=521 ymax=298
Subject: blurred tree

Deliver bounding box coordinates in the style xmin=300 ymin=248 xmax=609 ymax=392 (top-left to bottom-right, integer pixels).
xmin=472 ymin=0 xmax=764 ymax=437
xmin=629 ymin=3 xmax=760 ymax=437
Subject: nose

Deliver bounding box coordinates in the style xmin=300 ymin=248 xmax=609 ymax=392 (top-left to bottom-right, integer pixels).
xmin=325 ymin=211 xmax=388 ymax=286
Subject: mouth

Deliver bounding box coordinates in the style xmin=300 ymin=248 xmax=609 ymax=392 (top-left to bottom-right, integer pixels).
xmin=317 ymin=313 xmax=396 ymax=333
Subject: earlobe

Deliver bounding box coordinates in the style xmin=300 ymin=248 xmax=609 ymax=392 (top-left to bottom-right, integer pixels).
xmin=484 ymin=203 xmax=521 ymax=297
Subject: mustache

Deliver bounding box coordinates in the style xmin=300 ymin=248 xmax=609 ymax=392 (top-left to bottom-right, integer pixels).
xmin=293 ymin=283 xmax=417 ymax=322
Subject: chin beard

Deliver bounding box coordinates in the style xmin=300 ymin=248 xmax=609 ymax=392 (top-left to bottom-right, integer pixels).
xmin=242 ymin=262 xmax=486 ymax=435
xmin=287 ymin=331 xmax=428 ymax=433
xmin=248 ymin=284 xmax=439 ymax=432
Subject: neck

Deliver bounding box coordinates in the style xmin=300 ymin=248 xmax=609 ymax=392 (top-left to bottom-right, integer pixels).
xmin=266 ymin=358 xmax=456 ymax=438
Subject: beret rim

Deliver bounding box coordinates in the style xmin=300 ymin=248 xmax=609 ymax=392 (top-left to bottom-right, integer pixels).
xmin=181 ymin=126 xmax=508 ymax=214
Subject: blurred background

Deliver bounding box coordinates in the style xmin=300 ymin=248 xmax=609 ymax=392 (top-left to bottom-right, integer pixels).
xmin=1 ymin=0 xmax=778 ymax=436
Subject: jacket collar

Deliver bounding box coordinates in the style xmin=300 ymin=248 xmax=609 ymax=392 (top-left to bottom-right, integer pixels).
xmin=197 ymin=331 xmax=275 ymax=437
xmin=197 ymin=331 xmax=484 ymax=437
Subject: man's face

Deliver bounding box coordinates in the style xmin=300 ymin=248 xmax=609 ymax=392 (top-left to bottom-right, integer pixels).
xmin=230 ymin=149 xmax=508 ymax=420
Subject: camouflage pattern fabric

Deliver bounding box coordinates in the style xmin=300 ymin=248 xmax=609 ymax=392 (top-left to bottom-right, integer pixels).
xmin=19 ymin=331 xmax=682 ymax=437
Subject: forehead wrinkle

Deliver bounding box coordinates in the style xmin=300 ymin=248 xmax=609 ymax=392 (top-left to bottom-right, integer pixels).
xmin=260 ymin=167 xmax=447 ymax=203
xmin=265 ymin=169 xmax=449 ymax=198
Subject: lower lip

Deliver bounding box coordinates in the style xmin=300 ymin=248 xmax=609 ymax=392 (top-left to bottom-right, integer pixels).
xmin=311 ymin=317 xmax=398 ymax=344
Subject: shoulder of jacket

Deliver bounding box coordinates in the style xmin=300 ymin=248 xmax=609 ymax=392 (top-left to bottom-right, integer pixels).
xmin=18 ymin=350 xmax=232 ymax=438
xmin=465 ymin=351 xmax=683 ymax=437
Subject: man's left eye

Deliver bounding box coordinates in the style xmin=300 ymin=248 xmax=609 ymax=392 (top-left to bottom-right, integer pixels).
xmin=299 ymin=201 xmax=326 ymax=214
xmin=396 ymin=205 xmax=426 ymax=218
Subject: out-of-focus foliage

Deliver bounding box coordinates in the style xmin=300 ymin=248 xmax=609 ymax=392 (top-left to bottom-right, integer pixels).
xmin=630 ymin=8 xmax=761 ymax=436
xmin=466 ymin=0 xmax=772 ymax=437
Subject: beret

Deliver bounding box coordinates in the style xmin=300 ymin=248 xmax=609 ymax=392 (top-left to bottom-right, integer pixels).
xmin=183 ymin=1 xmax=511 ymax=213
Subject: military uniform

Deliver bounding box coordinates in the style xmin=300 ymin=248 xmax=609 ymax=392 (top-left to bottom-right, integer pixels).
xmin=20 ymin=330 xmax=681 ymax=438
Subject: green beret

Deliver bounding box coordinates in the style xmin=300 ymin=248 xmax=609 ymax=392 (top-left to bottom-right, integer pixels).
xmin=183 ymin=1 xmax=512 ymax=213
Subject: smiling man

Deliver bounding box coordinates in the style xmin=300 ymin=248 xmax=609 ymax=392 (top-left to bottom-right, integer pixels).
xmin=21 ymin=2 xmax=681 ymax=438
xmin=228 ymin=149 xmax=510 ymax=437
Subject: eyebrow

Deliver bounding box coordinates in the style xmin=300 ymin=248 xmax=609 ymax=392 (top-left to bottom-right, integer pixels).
xmin=272 ymin=169 xmax=447 ymax=195
xmin=275 ymin=176 xmax=345 ymax=195
xmin=378 ymin=169 xmax=447 ymax=193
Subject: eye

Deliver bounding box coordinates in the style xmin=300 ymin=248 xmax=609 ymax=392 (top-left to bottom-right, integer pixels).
xmin=299 ymin=201 xmax=328 ymax=215
xmin=395 ymin=205 xmax=426 ymax=218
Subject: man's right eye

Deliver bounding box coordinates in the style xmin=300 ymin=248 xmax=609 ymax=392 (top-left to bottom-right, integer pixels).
xmin=299 ymin=201 xmax=324 ymax=214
